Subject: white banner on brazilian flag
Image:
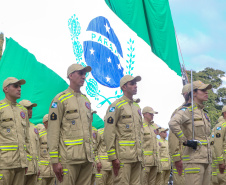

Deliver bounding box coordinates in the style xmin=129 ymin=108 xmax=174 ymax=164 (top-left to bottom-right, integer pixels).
xmin=0 ymin=0 xmax=183 ymax=128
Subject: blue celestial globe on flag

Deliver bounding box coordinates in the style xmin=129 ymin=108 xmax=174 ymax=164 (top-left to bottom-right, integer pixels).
xmin=83 ymin=16 xmax=124 ymax=88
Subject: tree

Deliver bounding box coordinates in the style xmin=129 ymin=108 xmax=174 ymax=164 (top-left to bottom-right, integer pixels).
xmin=187 ymin=68 xmax=225 ymax=128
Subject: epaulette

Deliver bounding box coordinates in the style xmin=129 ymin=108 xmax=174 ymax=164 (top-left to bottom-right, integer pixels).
xmin=183 ymin=103 xmax=191 ymax=107
xmin=16 ymin=104 xmax=27 ymax=112
xmin=81 ymin=94 xmax=90 ymax=102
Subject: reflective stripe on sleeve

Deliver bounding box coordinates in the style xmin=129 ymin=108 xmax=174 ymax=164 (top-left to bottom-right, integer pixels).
xmin=185 ymin=168 xmax=200 ymax=174
xmin=119 ymin=141 xmax=135 ymax=146
xmin=107 ymin=149 xmax=116 ymax=156
xmin=0 ymin=145 xmax=18 ymax=151
xmin=64 ymin=139 xmax=83 ymax=145
xmin=49 ymin=151 xmax=58 ymax=158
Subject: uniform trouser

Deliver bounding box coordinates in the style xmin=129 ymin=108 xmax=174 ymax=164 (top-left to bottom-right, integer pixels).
xmin=155 ymin=172 xmax=162 ymax=185
xmin=112 ymin=162 xmax=141 ymax=185
xmin=24 ymin=174 xmax=38 ymax=185
xmin=184 ymin=163 xmax=211 ymax=185
xmin=37 ymin=177 xmax=55 ymax=185
xmin=142 ymin=166 xmax=158 ymax=185
xmin=91 ymin=173 xmax=95 ymax=185
xmin=0 ymin=167 xmax=25 ymax=185
xmin=161 ymin=170 xmax=170 ymax=185
xmin=96 ymin=170 xmax=113 ymax=185
xmin=217 ymin=170 xmax=226 ymax=185
xmin=56 ymin=162 xmax=92 ymax=185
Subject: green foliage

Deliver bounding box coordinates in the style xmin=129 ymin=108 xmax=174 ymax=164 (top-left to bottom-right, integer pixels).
xmin=187 ymin=67 xmax=225 ymax=128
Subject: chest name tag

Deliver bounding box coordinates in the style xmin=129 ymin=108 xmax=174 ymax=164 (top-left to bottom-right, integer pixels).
xmin=122 ymin=115 xmax=131 ymax=119
xmin=2 ymin=118 xmax=13 ymax=122
xmin=66 ymin=110 xmax=77 ymax=114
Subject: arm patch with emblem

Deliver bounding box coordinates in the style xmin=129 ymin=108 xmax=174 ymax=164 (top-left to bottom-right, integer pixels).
xmin=50 ymin=112 xmax=57 ymax=120
xmin=107 ymin=116 xmax=114 ymax=124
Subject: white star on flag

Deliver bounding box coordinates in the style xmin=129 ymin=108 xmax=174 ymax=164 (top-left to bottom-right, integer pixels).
xmin=107 ymin=57 xmax=111 ymax=63
xmin=90 ymin=48 xmax=95 ymax=55
xmin=117 ymin=63 xmax=122 ymax=69
xmin=104 ymin=23 xmax=110 ymax=33
xmin=106 ymin=76 xmax=111 ymax=82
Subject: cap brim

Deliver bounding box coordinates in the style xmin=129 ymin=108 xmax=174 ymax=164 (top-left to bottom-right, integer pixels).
xmin=83 ymin=66 xmax=92 ymax=73
xmin=18 ymin=79 xmax=26 ymax=85
xmin=31 ymin=103 xmax=37 ymax=107
xmin=199 ymin=84 xmax=212 ymax=90
xmin=134 ymin=76 xmax=141 ymax=83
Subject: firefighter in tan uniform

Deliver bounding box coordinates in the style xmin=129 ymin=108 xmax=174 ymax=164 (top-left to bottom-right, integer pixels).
xmin=95 ymin=128 xmax=113 ymax=185
xmin=158 ymin=128 xmax=171 ymax=185
xmin=104 ymin=75 xmax=143 ymax=185
xmin=37 ymin=114 xmax=55 ymax=185
xmin=168 ymin=84 xmax=191 ymax=185
xmin=210 ymin=124 xmax=218 ymax=185
xmin=91 ymin=110 xmax=98 ymax=185
xmin=47 ymin=64 xmax=94 ymax=185
xmin=0 ymin=77 xmax=30 ymax=185
xmin=19 ymin=100 xmax=39 ymax=185
xmin=169 ymin=80 xmax=212 ymax=185
xmin=141 ymin=106 xmax=158 ymax=185
xmin=214 ymin=106 xmax=226 ymax=184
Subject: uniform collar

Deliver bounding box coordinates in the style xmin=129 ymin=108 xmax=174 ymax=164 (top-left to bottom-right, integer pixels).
xmin=122 ymin=95 xmax=134 ymax=103
xmin=68 ymin=87 xmax=82 ymax=96
xmin=195 ymin=102 xmax=204 ymax=109
xmin=4 ymin=97 xmax=17 ymax=106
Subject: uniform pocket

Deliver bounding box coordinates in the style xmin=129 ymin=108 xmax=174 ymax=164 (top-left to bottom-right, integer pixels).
xmin=194 ymin=121 xmax=205 ymax=137
xmin=0 ymin=120 xmax=15 ymax=141
xmin=120 ymin=116 xmax=133 ymax=132
xmin=0 ymin=143 xmax=18 ymax=167
xmin=118 ymin=139 xmax=136 ymax=160
xmin=64 ymin=139 xmax=86 ymax=161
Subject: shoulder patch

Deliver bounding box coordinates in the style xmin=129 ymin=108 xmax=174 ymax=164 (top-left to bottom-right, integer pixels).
xmin=51 ymin=102 xmax=57 ymax=108
xmin=20 ymin=111 xmax=26 ymax=119
xmin=50 ymin=112 xmax=57 ymax=120
xmin=217 ymin=127 xmax=221 ymax=130
xmin=109 ymin=107 xmax=115 ymax=112
xmin=107 ymin=116 xmax=114 ymax=124
xmin=216 ymin=133 xmax=221 ymax=138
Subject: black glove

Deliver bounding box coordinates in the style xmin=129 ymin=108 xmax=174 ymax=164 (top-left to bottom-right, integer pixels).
xmin=183 ymin=140 xmax=198 ymax=150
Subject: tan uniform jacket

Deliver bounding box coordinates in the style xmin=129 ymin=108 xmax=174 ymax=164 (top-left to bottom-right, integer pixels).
xmin=38 ymin=125 xmax=55 ymax=177
xmin=168 ymin=104 xmax=186 ymax=163
xmin=142 ymin=120 xmax=158 ymax=166
xmin=158 ymin=138 xmax=171 ymax=170
xmin=0 ymin=98 xmax=30 ymax=169
xmin=26 ymin=123 xmax=39 ymax=175
xmin=210 ymin=126 xmax=218 ymax=177
xmin=214 ymin=118 xmax=226 ymax=165
xmin=96 ymin=128 xmax=112 ymax=170
xmin=104 ymin=95 xmax=143 ymax=163
xmin=47 ymin=87 xmax=94 ymax=164
xmin=92 ymin=126 xmax=98 ymax=174
xmin=169 ymin=103 xmax=211 ymax=164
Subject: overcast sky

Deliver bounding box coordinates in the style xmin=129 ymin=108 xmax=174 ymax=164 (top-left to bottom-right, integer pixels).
xmin=169 ymin=0 xmax=226 ymax=74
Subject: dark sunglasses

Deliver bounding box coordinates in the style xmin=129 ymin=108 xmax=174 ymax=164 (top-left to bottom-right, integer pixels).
xmin=78 ymin=70 xmax=87 ymax=76
xmin=9 ymin=84 xmax=21 ymax=88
